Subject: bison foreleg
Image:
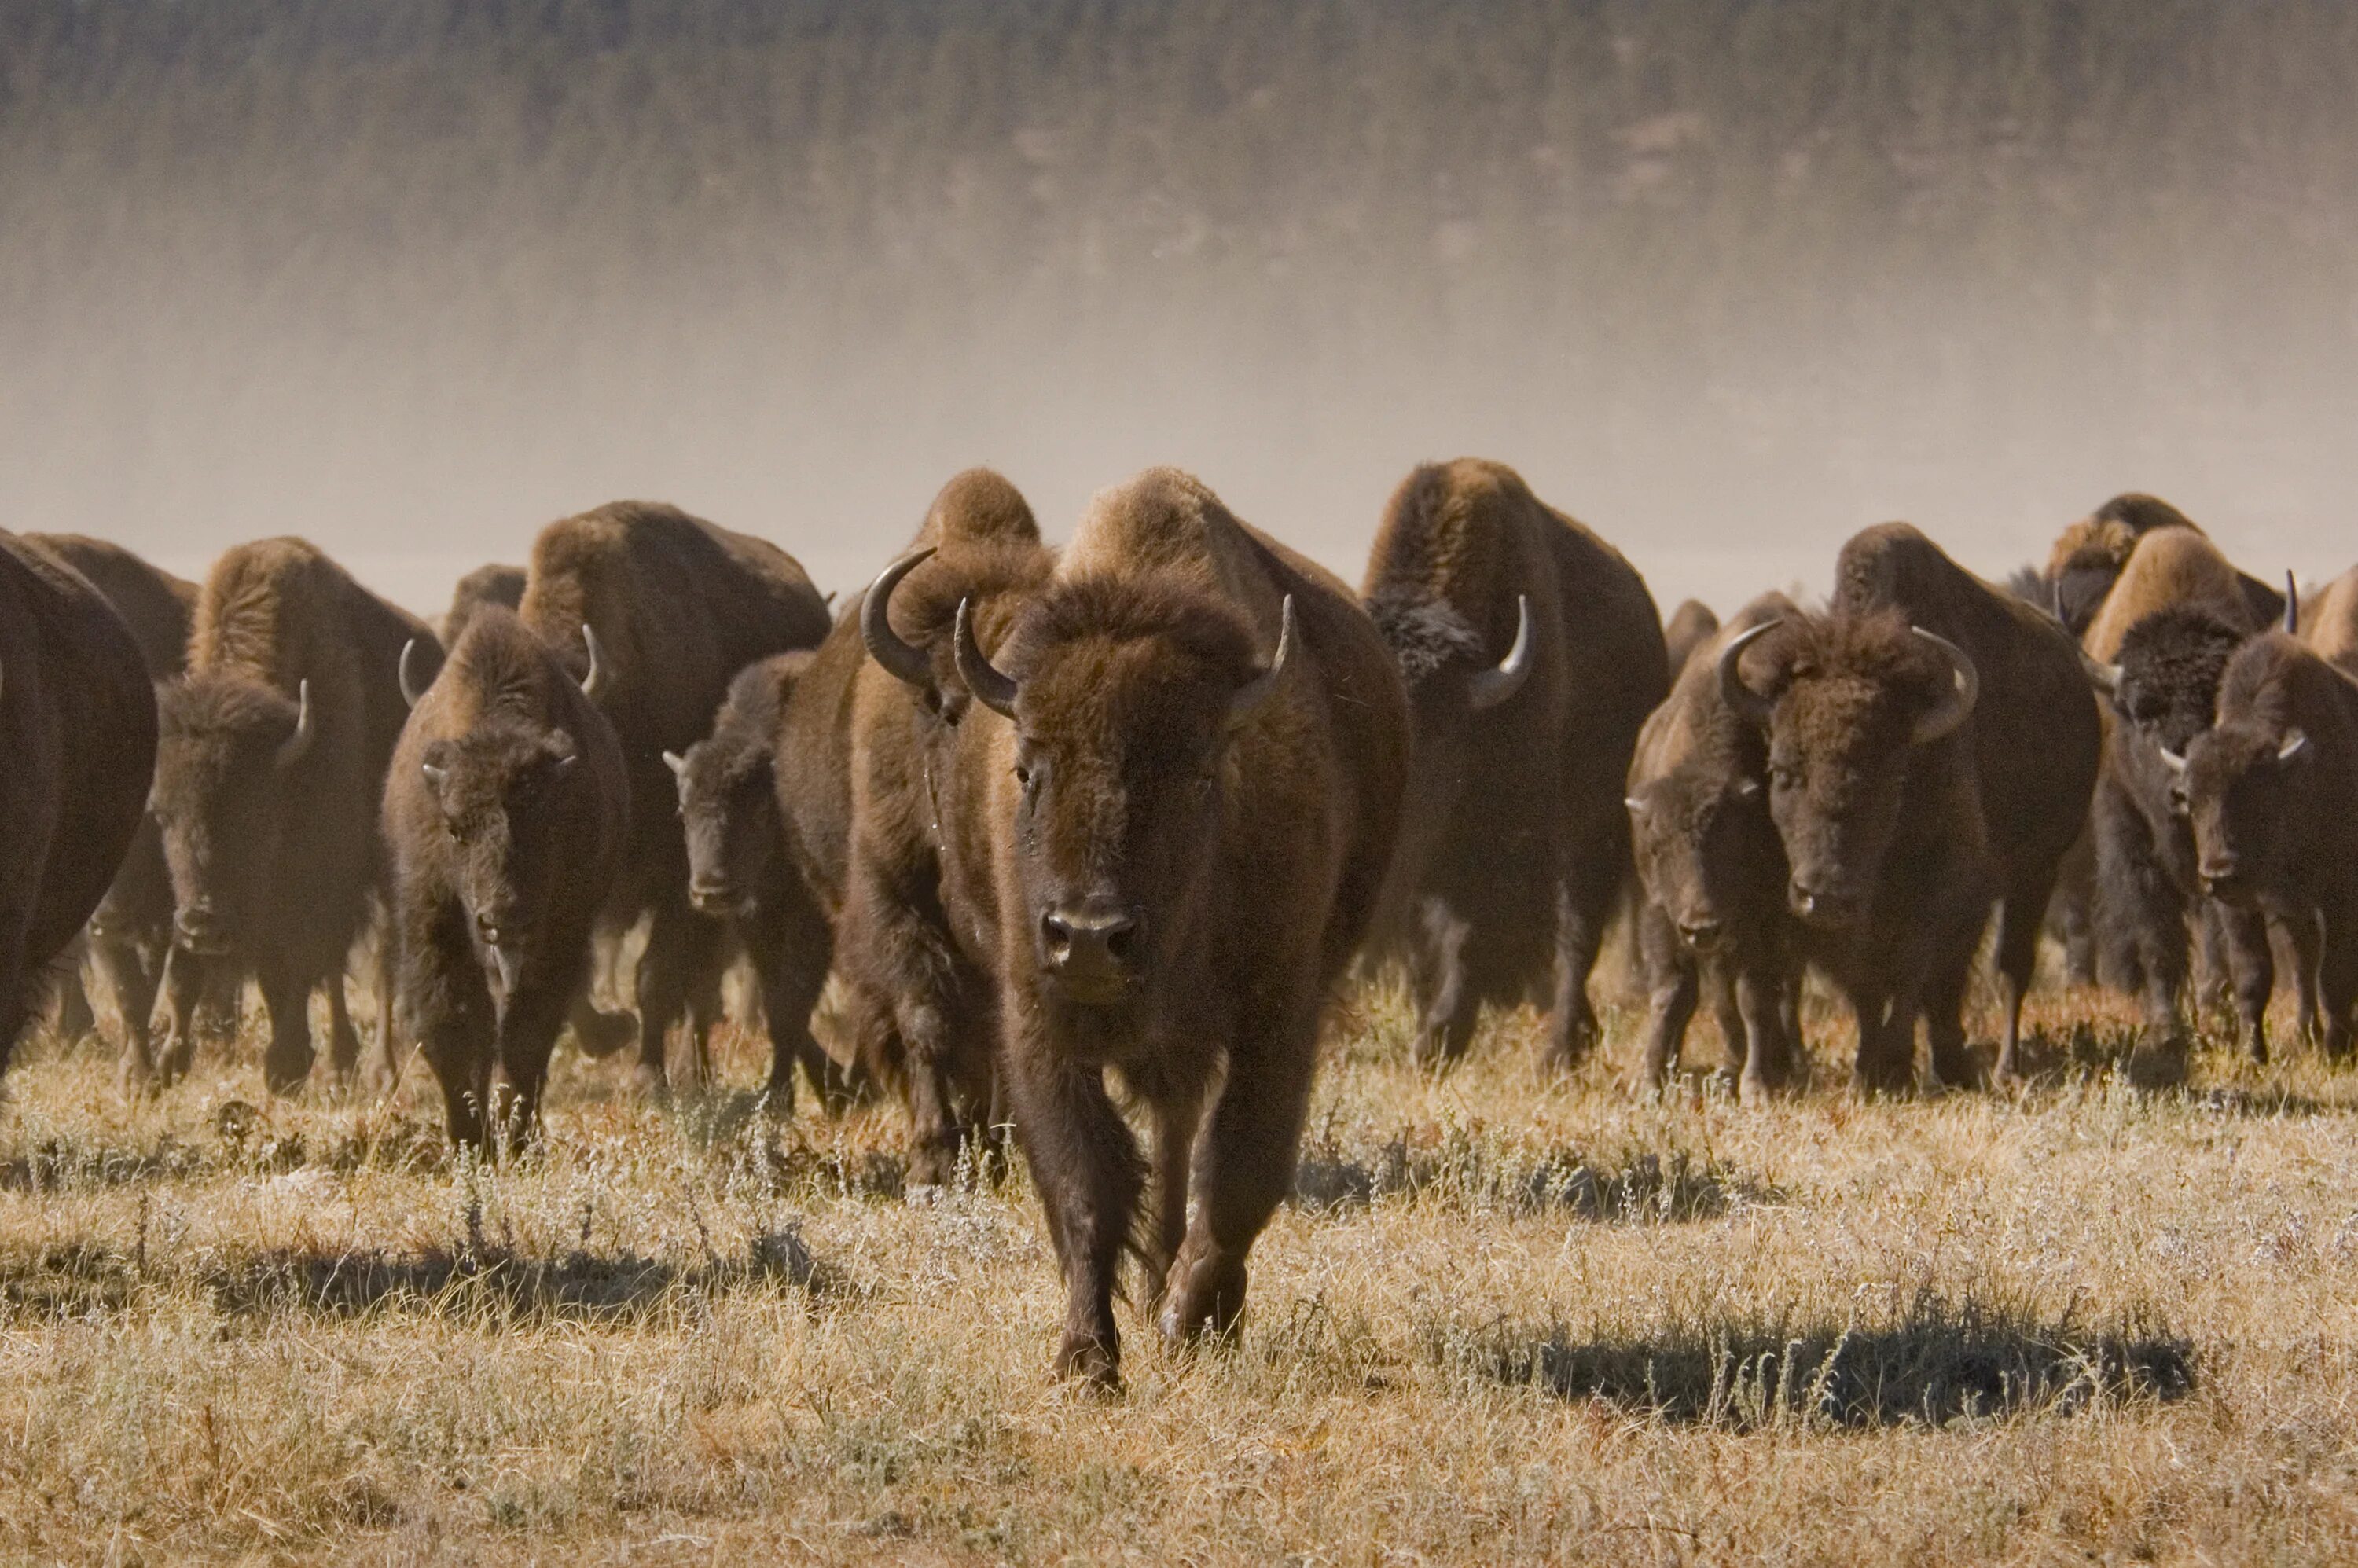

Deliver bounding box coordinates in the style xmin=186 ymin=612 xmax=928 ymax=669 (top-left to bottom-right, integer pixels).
xmin=2217 ymin=903 xmax=2277 ymax=1064
xmin=748 ymin=892 xmax=833 ymax=1114
xmin=1005 ymin=1042 xmax=1140 ymax=1386
xmin=1634 ymin=902 xmax=1698 ymax=1090
xmin=1406 ymin=895 xmax=1475 ymax=1067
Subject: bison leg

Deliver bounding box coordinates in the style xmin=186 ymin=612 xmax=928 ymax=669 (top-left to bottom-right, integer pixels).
xmin=1633 ymin=901 xmax=1698 ymax=1089
xmin=1988 ymin=866 xmax=2060 ymax=1087
xmin=747 ymin=893 xmax=834 ymax=1114
xmin=1406 ymin=895 xmax=1475 ymax=1067
xmin=1541 ymin=851 xmax=1619 ymax=1072
xmin=52 ymin=944 xmax=96 ymax=1045
xmin=97 ymin=930 xmax=165 ymax=1096
xmin=2278 ymin=912 xmax=2322 ymax=1048
xmin=630 ymin=894 xmax=720 ymax=1092
xmin=256 ymin=965 xmax=318 ymax=1096
xmin=1142 ymin=1087 xmax=1207 ymax=1316
xmin=900 ymin=998 xmax=979 ymax=1186
xmin=324 ymin=971 xmax=365 ymax=1084
xmin=149 ymin=945 xmax=207 ymax=1085
xmin=2316 ymin=916 xmax=2358 ymax=1063
xmin=489 ymin=971 xmax=576 ymax=1151
xmin=1735 ymin=960 xmax=1793 ymax=1103
xmin=2216 ymin=902 xmax=2277 ymax=1064
xmin=401 ymin=900 xmax=496 ymax=1147
xmin=1005 ymin=1042 xmax=1140 ymax=1386
xmin=1162 ymin=999 xmax=1320 ymax=1353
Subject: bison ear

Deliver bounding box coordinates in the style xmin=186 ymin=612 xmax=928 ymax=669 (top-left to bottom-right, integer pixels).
xmin=2278 ymin=729 xmax=2309 ymax=763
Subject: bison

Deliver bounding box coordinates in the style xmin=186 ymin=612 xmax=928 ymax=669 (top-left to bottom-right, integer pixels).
xmin=2046 ymin=493 xmax=2283 ymax=640
xmin=2179 ymin=631 xmax=2358 ymax=1061
xmin=1361 ymin=458 xmax=1667 ymax=1069
xmin=384 ymin=606 xmax=630 ymax=1145
xmin=2296 ymin=567 xmax=2358 ymax=677
xmin=1662 ymin=599 xmax=1721 ymax=675
xmin=2076 ymin=529 xmax=2305 ymax=1083
xmin=149 ymin=538 xmax=441 ymax=1092
xmin=0 ymin=533 xmax=158 ymax=1072
xmin=942 ymin=466 xmax=1408 ymax=1383
xmin=441 ymin=563 xmax=527 ymax=648
xmin=1625 ymin=593 xmax=1803 ymax=1100
xmin=516 ymin=501 xmax=832 ymax=1090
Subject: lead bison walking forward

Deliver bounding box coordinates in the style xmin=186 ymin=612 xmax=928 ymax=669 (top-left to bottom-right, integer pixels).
xmin=150 ymin=538 xmax=441 ymax=1092
xmin=21 ymin=535 xmax=207 ymax=1083
xmin=2180 ymin=632 xmax=2358 ymax=1060
xmin=1361 ymin=459 xmax=1666 ymax=1068
xmin=516 ymin=501 xmax=832 ymax=1090
xmin=0 ymin=534 xmax=158 ymax=1071
xmin=947 ymin=468 xmax=1408 ymax=1383
xmin=384 ymin=608 xmax=630 ymax=1145
xmin=1824 ymin=524 xmax=2101 ymax=1085
xmin=1626 ymin=593 xmax=1803 ymax=1100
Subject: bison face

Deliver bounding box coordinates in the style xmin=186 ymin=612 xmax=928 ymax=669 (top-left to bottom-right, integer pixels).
xmin=668 ymin=741 xmax=777 ymax=922
xmin=1628 ymin=771 xmax=1777 ymax=953
xmin=152 ymin=674 xmax=318 ymax=954
xmin=2180 ymin=722 xmax=2308 ymax=907
xmin=968 ymin=586 xmax=1288 ymax=1019
xmin=419 ymin=726 xmax=583 ymax=994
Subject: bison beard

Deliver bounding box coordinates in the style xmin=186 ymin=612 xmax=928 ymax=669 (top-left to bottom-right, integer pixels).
xmin=0 ymin=533 xmax=159 ymax=1074
xmin=384 ymin=607 xmax=629 ymax=1147
xmin=950 ymin=467 xmax=1408 ymax=1385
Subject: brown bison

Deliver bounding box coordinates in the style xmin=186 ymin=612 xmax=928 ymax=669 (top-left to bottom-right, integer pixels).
xmin=149 ymin=538 xmax=441 ymax=1092
xmin=664 ymin=648 xmax=857 ymax=1109
xmin=2076 ymin=529 xmax=2305 ymax=1082
xmin=1625 ymin=593 xmax=1803 ymax=1100
xmin=942 ymin=467 xmax=1409 ymax=1383
xmin=1361 ymin=459 xmax=1667 ymax=1069
xmin=851 ymin=468 xmax=1056 ymax=1181
xmin=20 ymin=535 xmax=210 ymax=1081
xmin=2179 ymin=632 xmax=2358 ymax=1061
xmin=384 ymin=607 xmax=630 ymax=1145
xmin=1662 ymin=599 xmax=1721 ymax=675
xmin=2046 ymin=493 xmax=2283 ymax=639
xmin=0 ymin=533 xmax=159 ymax=1072
xmin=2297 ymin=567 xmax=2358 ymax=677
xmin=516 ymin=501 xmax=832 ymax=1089
xmin=441 ymin=563 xmax=527 ymax=648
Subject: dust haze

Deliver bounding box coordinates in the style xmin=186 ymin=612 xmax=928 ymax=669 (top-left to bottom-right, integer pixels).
xmin=4 ymin=1 xmax=2355 ymax=617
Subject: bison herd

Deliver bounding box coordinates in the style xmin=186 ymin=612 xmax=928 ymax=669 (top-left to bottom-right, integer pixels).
xmin=0 ymin=466 xmax=2347 ymax=1380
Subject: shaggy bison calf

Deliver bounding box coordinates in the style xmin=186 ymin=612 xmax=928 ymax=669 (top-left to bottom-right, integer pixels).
xmin=384 ymin=607 xmax=629 ymax=1146
xmin=945 ymin=468 xmax=1408 ymax=1384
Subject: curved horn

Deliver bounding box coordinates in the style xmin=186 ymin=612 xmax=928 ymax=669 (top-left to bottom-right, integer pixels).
xmin=2077 ymin=645 xmax=2121 ymax=696
xmin=2285 ymin=571 xmax=2300 ymax=635
xmin=952 ymin=597 xmax=1019 ymax=719
xmin=1714 ymin=619 xmax=1783 ymax=728
xmin=1228 ymin=596 xmax=1298 ymax=730
xmin=275 ymin=678 xmax=315 ymax=769
xmin=421 ymin=761 xmax=449 ymax=788
xmin=578 ymin=624 xmax=608 ymax=701
xmin=398 ymin=638 xmax=429 ymax=708
xmin=861 ymin=548 xmax=938 ymax=689
xmin=1467 ymin=594 xmax=1533 ymax=711
xmin=1908 ymin=627 xmax=1980 ymax=744
xmin=2158 ymin=746 xmax=2188 ymax=775
xmin=662 ymin=749 xmax=688 ymax=778
xmin=2279 ymin=729 xmax=2309 ymax=762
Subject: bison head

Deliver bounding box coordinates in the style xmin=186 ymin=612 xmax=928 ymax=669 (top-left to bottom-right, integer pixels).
xmin=2178 ymin=720 xmax=2309 ymax=907
xmin=664 ymin=734 xmax=777 ymax=922
xmin=1626 ymin=765 xmax=1781 ymax=955
xmin=151 ymin=673 xmax=318 ymax=955
xmin=1718 ymin=611 xmax=1978 ymax=931
xmin=958 ymin=577 xmax=1291 ymax=1017
xmin=417 ymin=724 xmax=585 ymax=996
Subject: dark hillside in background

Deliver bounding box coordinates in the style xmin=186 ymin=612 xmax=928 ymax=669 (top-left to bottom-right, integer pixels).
xmin=2 ymin=0 xmax=2353 ymax=608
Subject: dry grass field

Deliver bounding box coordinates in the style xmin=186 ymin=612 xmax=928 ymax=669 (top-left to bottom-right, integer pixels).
xmin=3 ymin=976 xmax=2356 ymax=1566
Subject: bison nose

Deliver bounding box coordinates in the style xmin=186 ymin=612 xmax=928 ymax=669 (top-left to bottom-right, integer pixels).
xmin=688 ymin=876 xmax=736 ymax=916
xmin=475 ymin=911 xmax=507 ymax=947
xmin=1677 ymin=917 xmax=1724 ymax=952
xmin=1041 ymin=902 xmax=1142 ymax=995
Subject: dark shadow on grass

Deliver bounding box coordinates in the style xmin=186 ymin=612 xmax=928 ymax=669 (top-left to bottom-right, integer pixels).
xmin=1294 ymin=1138 xmax=1776 ymax=1221
xmin=1449 ymin=1288 xmax=2192 ymax=1428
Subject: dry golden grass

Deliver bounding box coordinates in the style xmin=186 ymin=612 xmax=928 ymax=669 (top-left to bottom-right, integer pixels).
xmin=3 ymin=979 xmax=2356 ymax=1565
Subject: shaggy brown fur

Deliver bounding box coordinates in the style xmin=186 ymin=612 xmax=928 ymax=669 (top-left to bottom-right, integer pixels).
xmin=2045 ymin=493 xmax=2282 ymax=640
xmin=516 ymin=501 xmax=832 ymax=1089
xmin=440 ymin=564 xmax=526 ymax=648
xmin=1725 ymin=604 xmax=1999 ymax=1092
xmin=945 ymin=466 xmax=1409 ymax=1384
xmin=0 ymin=534 xmax=158 ymax=1074
xmin=845 ymin=468 xmax=1056 ymax=1180
xmin=149 ymin=538 xmax=441 ymax=1092
xmin=383 ymin=608 xmax=630 ymax=1145
xmin=1831 ymin=523 xmax=2101 ymax=1085
xmin=2297 ymin=567 xmax=2358 ymax=677
xmin=2182 ymin=633 xmax=2358 ymax=1059
xmin=21 ymin=535 xmax=208 ymax=1081
xmin=1361 ymin=459 xmax=1667 ymax=1070
xmin=1625 ymin=593 xmax=1802 ymax=1100
xmin=1662 ymin=599 xmax=1720 ymax=675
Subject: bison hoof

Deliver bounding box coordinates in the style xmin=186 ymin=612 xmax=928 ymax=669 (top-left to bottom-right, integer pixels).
xmin=1053 ymin=1333 xmax=1121 ymax=1390
xmin=1738 ymin=1071 xmax=1775 ymax=1108
xmin=2123 ymin=1037 xmax=2189 ymax=1092
xmin=1929 ymin=1038 xmax=1985 ymax=1091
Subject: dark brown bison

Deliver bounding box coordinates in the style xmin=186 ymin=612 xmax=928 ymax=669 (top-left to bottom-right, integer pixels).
xmin=942 ymin=467 xmax=1409 ymax=1383
xmin=20 ymin=535 xmax=212 ymax=1081
xmin=2179 ymin=632 xmax=2358 ymax=1061
xmin=1361 ymin=459 xmax=1666 ymax=1069
xmin=850 ymin=468 xmax=1056 ymax=1181
xmin=516 ymin=501 xmax=832 ymax=1090
xmin=664 ymin=649 xmax=858 ymax=1110
xmin=0 ymin=534 xmax=158 ymax=1072
xmin=441 ymin=563 xmax=527 ymax=647
xmin=1662 ymin=599 xmax=1721 ymax=675
xmin=384 ymin=607 xmax=630 ymax=1145
xmin=1625 ymin=593 xmax=1803 ymax=1100
xmin=2046 ymin=493 xmax=2283 ymax=640
xmin=149 ymin=538 xmax=442 ymax=1092
xmin=2076 ymin=529 xmax=2305 ymax=1083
